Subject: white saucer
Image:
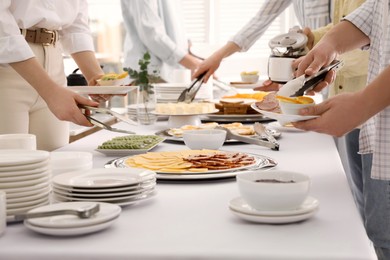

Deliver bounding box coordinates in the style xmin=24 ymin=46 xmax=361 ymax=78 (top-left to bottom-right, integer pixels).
xmin=52 ymin=168 xmax=155 ymax=189
xmin=229 ymin=207 xmax=318 ymax=224
xmin=251 ymin=103 xmax=318 ymax=126
xmin=229 ymin=196 xmax=319 ymax=216
xmin=25 ymin=202 xmax=121 ymax=228
xmin=24 ymin=217 xmax=118 ymax=236
xmin=0 ymin=150 xmax=49 ymax=167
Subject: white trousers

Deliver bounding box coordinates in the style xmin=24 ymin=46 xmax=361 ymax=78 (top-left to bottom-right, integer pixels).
xmin=0 ymin=43 xmax=69 ymax=151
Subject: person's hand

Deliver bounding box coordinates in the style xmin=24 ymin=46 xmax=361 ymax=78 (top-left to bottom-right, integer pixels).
xmin=88 ymin=73 xmax=121 ymax=102
xmin=292 ymin=92 xmax=367 ymax=136
xmin=253 ymin=79 xmax=281 ymax=92
xmin=192 ymin=52 xmax=224 ymax=82
xmin=44 ymin=86 xmax=99 ymax=127
xmin=292 ymin=41 xmax=338 ymax=94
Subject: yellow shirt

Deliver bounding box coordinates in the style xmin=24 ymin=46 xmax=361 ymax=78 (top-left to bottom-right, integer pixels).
xmin=312 ymin=0 xmax=369 ymax=97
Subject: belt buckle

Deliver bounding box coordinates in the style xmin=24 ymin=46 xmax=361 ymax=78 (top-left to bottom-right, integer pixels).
xmin=41 ymin=28 xmax=56 ymax=46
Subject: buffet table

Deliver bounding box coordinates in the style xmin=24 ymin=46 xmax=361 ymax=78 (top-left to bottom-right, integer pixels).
xmin=0 ymin=120 xmax=376 ymax=260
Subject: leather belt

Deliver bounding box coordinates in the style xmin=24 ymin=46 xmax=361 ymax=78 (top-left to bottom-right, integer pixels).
xmin=21 ymin=28 xmax=58 ymax=46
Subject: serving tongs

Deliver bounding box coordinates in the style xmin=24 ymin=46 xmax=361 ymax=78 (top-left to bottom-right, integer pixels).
xmin=11 ymin=203 xmax=100 ymax=222
xmin=216 ymin=126 xmax=279 ymax=151
xmin=277 ymin=60 xmax=343 ymax=97
xmin=177 ymin=72 xmax=207 ymax=103
xmin=79 ymin=105 xmax=136 ymax=134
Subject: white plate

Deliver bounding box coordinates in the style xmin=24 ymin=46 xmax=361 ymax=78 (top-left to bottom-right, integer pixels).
xmin=116 ymin=153 xmax=259 ymax=175
xmin=0 ymin=175 xmax=50 ymax=189
xmin=107 ymin=155 xmax=277 ymax=180
xmin=53 ymin=184 xmax=155 ymax=198
xmin=53 ymin=188 xmax=155 ymax=202
xmin=0 ymin=169 xmax=49 ymax=183
xmin=266 ymin=121 xmax=304 ymax=133
xmin=0 ymin=165 xmax=50 ymax=178
xmin=229 ymin=207 xmax=318 ymax=224
xmin=26 ymin=202 xmax=121 ymax=228
xmin=24 ymin=217 xmax=118 ymax=236
xmin=52 ymin=168 xmax=155 ymax=189
xmin=229 ymin=196 xmax=319 ymax=216
xmin=0 ymin=150 xmax=49 ymax=167
xmin=7 ymin=193 xmax=50 ymax=209
xmin=52 ymin=179 xmax=155 ymax=193
xmin=0 ymin=159 xmax=49 ymax=173
xmin=6 ymin=199 xmax=50 ymax=216
xmin=2 ymin=180 xmax=50 ymax=193
xmin=7 ymin=188 xmax=51 ymax=203
xmin=251 ymin=103 xmax=318 ymax=125
xmin=68 ymin=85 xmax=136 ymax=94
xmin=230 ymin=80 xmax=265 ymax=89
xmin=53 ymin=191 xmax=157 ymax=207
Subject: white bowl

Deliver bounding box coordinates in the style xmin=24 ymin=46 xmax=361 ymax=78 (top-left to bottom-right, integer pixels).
xmin=0 ymin=134 xmax=36 ymax=150
xmin=236 ymin=170 xmax=310 ymax=211
xmin=240 ymin=74 xmax=259 ymax=83
xmin=278 ymin=99 xmax=314 ymax=115
xmin=183 ymin=129 xmax=226 ymax=150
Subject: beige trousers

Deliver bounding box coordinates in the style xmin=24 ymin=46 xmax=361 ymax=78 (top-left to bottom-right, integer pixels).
xmin=0 ymin=43 xmax=69 ymax=151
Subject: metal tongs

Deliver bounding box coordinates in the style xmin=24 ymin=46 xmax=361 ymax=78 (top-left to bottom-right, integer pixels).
xmin=216 ymin=125 xmax=279 ymax=151
xmin=79 ymin=105 xmax=136 ymax=134
xmin=12 ymin=203 xmax=100 ymax=222
xmin=177 ymin=72 xmax=207 ymax=103
xmin=277 ymin=60 xmax=343 ymax=97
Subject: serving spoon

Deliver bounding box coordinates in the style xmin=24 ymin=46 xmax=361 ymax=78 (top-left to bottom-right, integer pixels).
xmin=12 ymin=203 xmax=100 ymax=221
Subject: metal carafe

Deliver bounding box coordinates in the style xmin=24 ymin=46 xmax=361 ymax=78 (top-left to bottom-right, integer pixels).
xmin=268 ymin=26 xmax=308 ymax=83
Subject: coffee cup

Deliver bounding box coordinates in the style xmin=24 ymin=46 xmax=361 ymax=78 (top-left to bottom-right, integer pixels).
xmin=268 ymin=56 xmax=295 ymax=83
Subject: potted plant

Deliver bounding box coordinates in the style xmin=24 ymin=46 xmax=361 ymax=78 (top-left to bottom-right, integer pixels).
xmin=124 ymin=52 xmax=159 ymax=125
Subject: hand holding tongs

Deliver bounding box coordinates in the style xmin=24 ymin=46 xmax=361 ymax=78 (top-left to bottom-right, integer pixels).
xmin=216 ymin=126 xmax=279 ymax=151
xmin=79 ymin=105 xmax=136 ymax=135
xmin=277 ymin=60 xmax=343 ymax=97
xmin=177 ymin=72 xmax=207 ymax=103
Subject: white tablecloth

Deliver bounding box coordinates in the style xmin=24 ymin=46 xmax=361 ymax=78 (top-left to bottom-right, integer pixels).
xmin=0 ymin=121 xmax=376 ymax=260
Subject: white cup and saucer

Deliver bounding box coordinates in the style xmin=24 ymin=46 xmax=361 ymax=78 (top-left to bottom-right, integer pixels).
xmin=230 ymin=170 xmax=319 ymax=224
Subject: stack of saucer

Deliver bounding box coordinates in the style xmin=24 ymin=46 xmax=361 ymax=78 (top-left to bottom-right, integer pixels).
xmin=24 ymin=201 xmax=121 ymax=236
xmin=0 ymin=150 xmax=51 ymax=221
xmin=154 ymin=83 xmax=187 ymax=103
xmin=229 ymin=196 xmax=319 ymax=224
xmin=52 ymin=168 xmax=157 ymax=206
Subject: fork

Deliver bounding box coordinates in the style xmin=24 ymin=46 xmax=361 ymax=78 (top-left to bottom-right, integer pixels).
xmin=12 ymin=203 xmax=100 ymax=221
xmin=86 ymin=115 xmax=136 ymax=134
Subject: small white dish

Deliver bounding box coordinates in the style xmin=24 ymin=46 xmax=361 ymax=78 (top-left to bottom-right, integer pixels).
xmin=0 ymin=159 xmax=49 ymax=173
xmin=0 ymin=175 xmax=50 ymax=189
xmin=229 ymin=196 xmax=319 ymax=216
xmin=25 ymin=202 xmax=121 ymax=228
xmin=52 ymin=168 xmax=155 ymax=189
xmin=183 ymin=129 xmax=226 ymax=150
xmin=229 ymin=207 xmax=318 ymax=224
xmin=24 ymin=217 xmax=118 ymax=236
xmin=68 ymin=85 xmax=136 ymax=95
xmin=230 ymin=81 xmax=264 ymax=89
xmin=251 ymin=103 xmax=318 ymax=126
xmin=0 ymin=168 xmax=49 ymax=181
xmin=0 ymin=150 xmax=49 ymax=167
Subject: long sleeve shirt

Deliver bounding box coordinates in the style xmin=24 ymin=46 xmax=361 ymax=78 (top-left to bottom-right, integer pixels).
xmin=345 ymin=0 xmax=390 ymax=180
xmin=312 ymin=0 xmax=369 ymax=97
xmin=231 ymin=0 xmax=332 ymax=52
xmin=120 ymin=0 xmax=188 ymax=82
xmin=0 ymin=0 xmax=94 ymax=64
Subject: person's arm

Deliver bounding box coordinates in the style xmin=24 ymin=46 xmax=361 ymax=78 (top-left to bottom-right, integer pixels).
xmin=10 ymin=58 xmax=98 ymax=126
xmin=293 ymin=65 xmax=390 ymax=136
xmin=193 ymin=0 xmax=292 ymax=81
xmin=71 ymin=51 xmax=104 ymax=85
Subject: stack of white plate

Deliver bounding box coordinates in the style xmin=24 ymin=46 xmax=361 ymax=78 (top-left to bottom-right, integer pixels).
xmin=154 ymin=83 xmax=187 ymax=103
xmin=52 ymin=168 xmax=157 ymax=206
xmin=0 ymin=150 xmax=51 ymax=220
xmin=24 ymin=201 xmax=122 ymax=236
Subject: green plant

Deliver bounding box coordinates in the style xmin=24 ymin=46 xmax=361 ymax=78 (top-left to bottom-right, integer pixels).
xmin=123 ymin=52 xmax=158 ymax=94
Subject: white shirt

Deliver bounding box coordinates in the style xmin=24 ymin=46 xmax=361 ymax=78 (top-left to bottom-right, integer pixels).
xmin=0 ymin=0 xmax=94 ymax=64
xmin=345 ymin=0 xmax=390 ymax=180
xmin=232 ymin=0 xmax=332 ymax=51
xmin=120 ymin=0 xmax=188 ymax=82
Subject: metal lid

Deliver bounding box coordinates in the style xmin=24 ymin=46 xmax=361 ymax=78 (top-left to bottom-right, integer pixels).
xmin=269 ymin=30 xmax=308 ymax=57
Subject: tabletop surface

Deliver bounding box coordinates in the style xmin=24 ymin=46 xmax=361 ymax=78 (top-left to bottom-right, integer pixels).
xmin=0 ymin=120 xmax=376 ymax=260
